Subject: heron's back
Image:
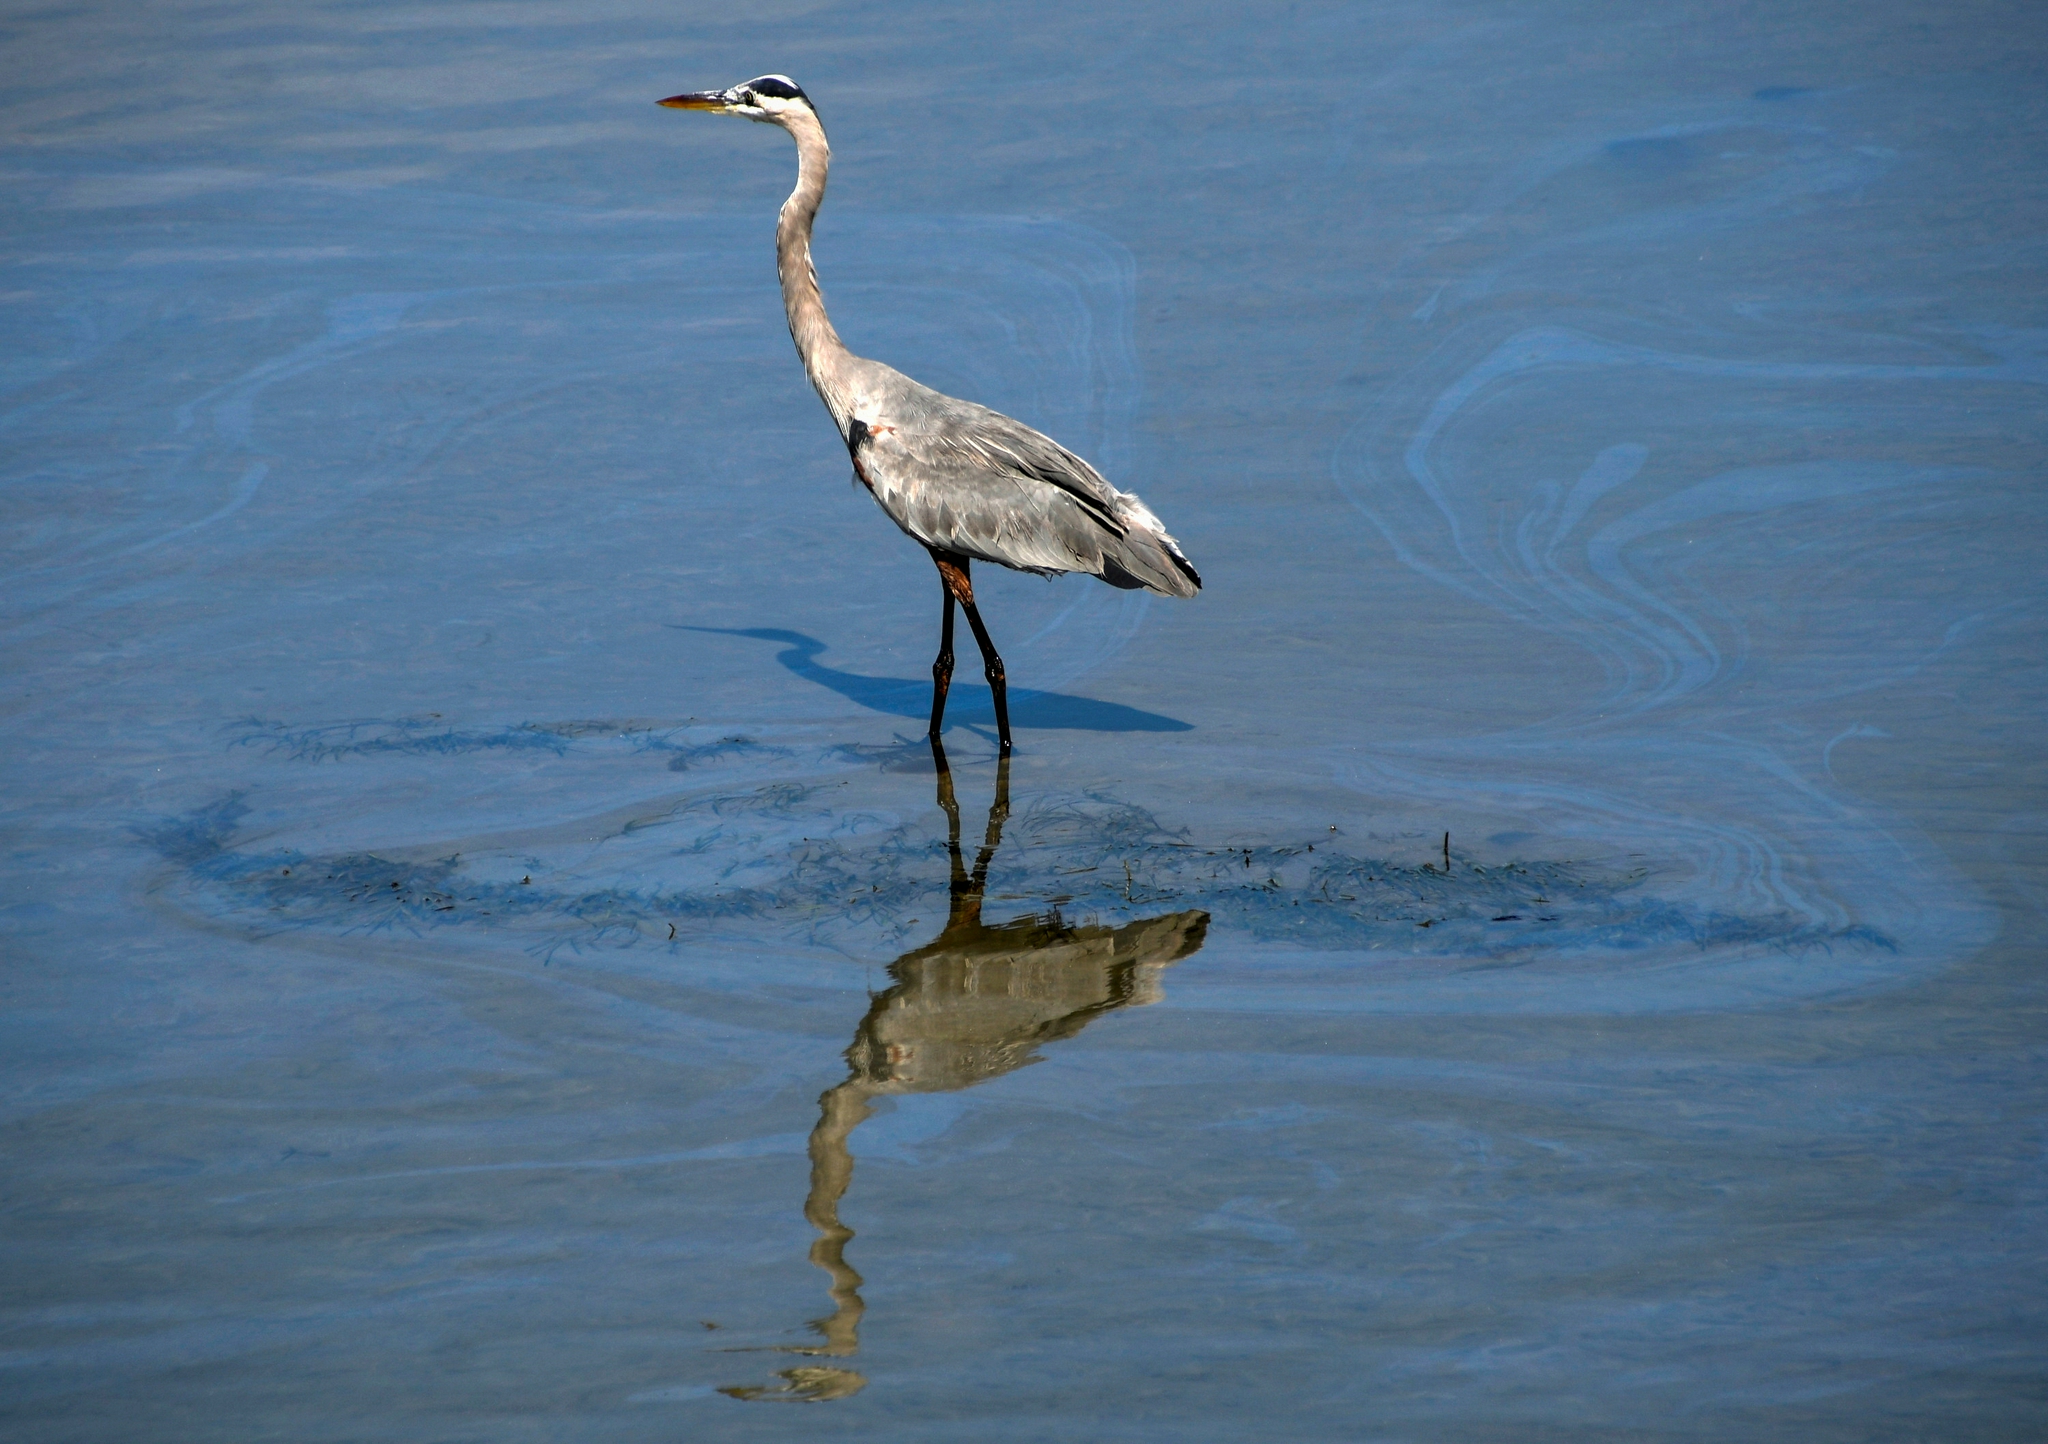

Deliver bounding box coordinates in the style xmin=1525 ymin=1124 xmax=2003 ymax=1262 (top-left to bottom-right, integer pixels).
xmin=843 ymin=363 xmax=1201 ymax=597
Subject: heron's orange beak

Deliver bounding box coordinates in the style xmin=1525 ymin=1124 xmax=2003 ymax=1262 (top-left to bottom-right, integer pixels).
xmin=658 ymin=91 xmax=730 ymax=111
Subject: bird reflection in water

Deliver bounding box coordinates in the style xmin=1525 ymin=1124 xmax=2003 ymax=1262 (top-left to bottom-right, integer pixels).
xmin=722 ymin=737 xmax=1208 ymax=1401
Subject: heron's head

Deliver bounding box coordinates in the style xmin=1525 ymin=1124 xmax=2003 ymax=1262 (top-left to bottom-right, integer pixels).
xmin=658 ymin=75 xmax=817 ymax=128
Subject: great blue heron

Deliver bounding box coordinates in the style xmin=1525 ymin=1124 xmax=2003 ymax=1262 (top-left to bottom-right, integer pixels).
xmin=660 ymin=76 xmax=1201 ymax=754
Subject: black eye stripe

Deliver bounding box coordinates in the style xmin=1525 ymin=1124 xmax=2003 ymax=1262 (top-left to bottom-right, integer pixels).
xmin=746 ymin=75 xmax=805 ymax=101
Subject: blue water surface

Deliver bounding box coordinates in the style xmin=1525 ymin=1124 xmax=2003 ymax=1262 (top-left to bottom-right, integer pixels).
xmin=4 ymin=1 xmax=2045 ymax=1438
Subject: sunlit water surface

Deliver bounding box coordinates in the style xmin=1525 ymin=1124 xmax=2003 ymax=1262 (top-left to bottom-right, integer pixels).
xmin=4 ymin=2 xmax=2045 ymax=1439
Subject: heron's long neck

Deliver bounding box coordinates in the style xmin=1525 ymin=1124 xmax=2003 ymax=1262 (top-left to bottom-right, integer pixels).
xmin=777 ymin=112 xmax=854 ymax=422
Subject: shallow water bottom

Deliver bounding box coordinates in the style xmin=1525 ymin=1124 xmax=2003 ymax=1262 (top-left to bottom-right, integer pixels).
xmin=6 ymin=717 xmax=2043 ymax=1441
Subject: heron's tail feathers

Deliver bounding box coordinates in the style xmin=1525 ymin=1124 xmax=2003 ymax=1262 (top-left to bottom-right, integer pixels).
xmin=1097 ymin=493 xmax=1201 ymax=598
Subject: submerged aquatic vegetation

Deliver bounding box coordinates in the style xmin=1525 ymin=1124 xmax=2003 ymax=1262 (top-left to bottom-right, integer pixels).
xmin=230 ymin=716 xmax=794 ymax=771
xmin=148 ymin=784 xmax=1889 ymax=963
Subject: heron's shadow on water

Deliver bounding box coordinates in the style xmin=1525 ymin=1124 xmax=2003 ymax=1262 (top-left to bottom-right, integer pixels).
xmin=680 ymin=627 xmax=1192 ymax=734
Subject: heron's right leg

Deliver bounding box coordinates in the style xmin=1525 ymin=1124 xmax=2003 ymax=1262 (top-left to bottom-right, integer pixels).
xmin=960 ymin=601 xmax=1012 ymax=755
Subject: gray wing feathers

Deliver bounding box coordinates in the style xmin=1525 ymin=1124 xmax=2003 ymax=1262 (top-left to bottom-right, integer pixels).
xmin=853 ymin=379 xmax=1201 ymax=599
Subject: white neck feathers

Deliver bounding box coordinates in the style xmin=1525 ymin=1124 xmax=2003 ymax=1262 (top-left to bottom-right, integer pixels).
xmin=775 ymin=108 xmax=854 ymax=425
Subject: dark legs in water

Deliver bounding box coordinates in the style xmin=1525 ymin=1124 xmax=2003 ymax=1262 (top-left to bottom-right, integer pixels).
xmin=928 ymin=588 xmax=955 ymax=740
xmin=962 ymin=601 xmax=1011 ymax=754
xmin=926 ymin=549 xmax=1011 ymax=753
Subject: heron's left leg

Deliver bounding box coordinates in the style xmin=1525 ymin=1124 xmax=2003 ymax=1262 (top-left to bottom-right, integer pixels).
xmin=926 ymin=551 xmax=969 ymax=739
xmin=960 ymin=600 xmax=1012 ymax=755
xmin=928 ymin=590 xmax=956 ymax=739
